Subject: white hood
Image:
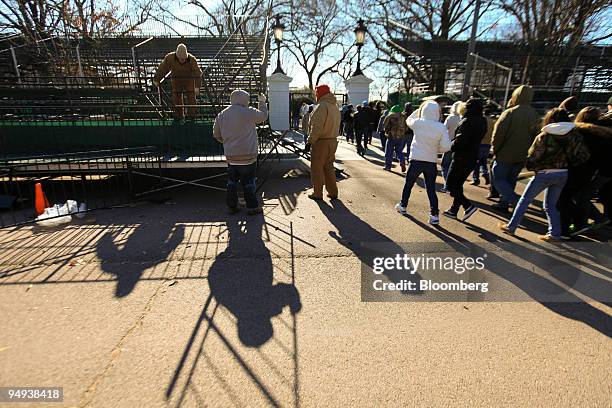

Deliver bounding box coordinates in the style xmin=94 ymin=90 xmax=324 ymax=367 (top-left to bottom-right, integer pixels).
xmin=420 ymin=101 xmax=440 ymax=121
xmin=542 ymin=122 xmax=575 ymax=135
xmin=405 ymin=102 xmax=451 ymax=162
xmin=230 ymin=89 xmax=250 ymax=107
xmin=449 ymin=101 xmax=462 ymax=116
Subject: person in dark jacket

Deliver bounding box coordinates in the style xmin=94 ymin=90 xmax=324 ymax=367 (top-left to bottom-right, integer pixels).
xmin=443 ymin=98 xmax=487 ymax=222
xmin=362 ymin=101 xmax=374 ymax=148
xmin=354 ymin=104 xmax=370 ymax=156
xmin=403 ymin=102 xmax=415 ymax=155
xmin=343 ymin=104 xmax=355 ymax=143
xmin=491 ymin=85 xmax=540 ymax=212
xmin=558 ymin=107 xmax=612 ymax=236
xmin=370 ymin=101 xmax=383 ymax=145
xmin=500 ymin=108 xmax=588 ymax=241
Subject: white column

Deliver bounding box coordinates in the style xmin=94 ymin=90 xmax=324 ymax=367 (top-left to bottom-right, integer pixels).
xmin=344 ymin=74 xmax=373 ymax=106
xmin=267 ymin=72 xmax=293 ymax=131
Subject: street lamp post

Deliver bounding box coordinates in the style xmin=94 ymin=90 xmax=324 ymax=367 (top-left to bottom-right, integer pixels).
xmin=272 ymin=14 xmax=285 ymax=75
xmin=352 ymin=19 xmax=367 ymax=77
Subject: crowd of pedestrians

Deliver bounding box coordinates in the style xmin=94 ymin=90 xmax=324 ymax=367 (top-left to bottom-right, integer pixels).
xmin=336 ymin=87 xmax=611 ymax=241
xmin=213 ymin=82 xmax=611 ymax=242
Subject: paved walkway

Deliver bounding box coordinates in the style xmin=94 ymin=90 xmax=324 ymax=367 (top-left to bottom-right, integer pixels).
xmin=0 ymin=139 xmax=610 ymax=407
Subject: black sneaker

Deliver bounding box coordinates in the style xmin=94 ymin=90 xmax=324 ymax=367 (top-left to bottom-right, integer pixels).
xmin=491 ymin=203 xmax=510 ymax=213
xmin=462 ymin=205 xmax=478 ymax=222
xmin=247 ymin=207 xmax=263 ymax=215
xmin=443 ymin=210 xmax=458 ymax=219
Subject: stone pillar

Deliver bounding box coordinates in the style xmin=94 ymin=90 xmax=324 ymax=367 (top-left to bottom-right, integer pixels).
xmin=267 ymin=72 xmax=293 ymax=131
xmin=344 ymin=74 xmax=373 ymax=106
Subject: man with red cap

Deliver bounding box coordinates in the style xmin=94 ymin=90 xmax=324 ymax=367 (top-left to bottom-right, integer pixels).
xmin=306 ymin=84 xmax=341 ymax=200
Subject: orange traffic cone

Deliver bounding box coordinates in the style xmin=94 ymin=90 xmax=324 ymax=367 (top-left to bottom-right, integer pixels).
xmin=34 ymin=183 xmax=50 ymax=216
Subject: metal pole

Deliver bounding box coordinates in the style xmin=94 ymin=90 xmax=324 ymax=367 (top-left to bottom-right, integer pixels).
xmin=10 ymin=46 xmax=20 ymax=83
xmin=461 ymin=0 xmax=481 ymax=101
xmin=503 ymin=68 xmax=512 ymax=108
xmin=76 ymin=44 xmax=84 ymax=81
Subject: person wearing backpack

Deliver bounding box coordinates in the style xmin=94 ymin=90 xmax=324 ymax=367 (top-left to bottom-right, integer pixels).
xmin=382 ymin=105 xmax=408 ymax=172
xmin=498 ymin=108 xmax=589 ymax=241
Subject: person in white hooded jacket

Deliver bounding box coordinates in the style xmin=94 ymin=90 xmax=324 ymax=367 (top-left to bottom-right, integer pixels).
xmin=440 ymin=101 xmax=463 ymax=192
xmin=395 ymin=101 xmax=452 ymax=224
xmin=213 ymin=89 xmax=268 ymax=215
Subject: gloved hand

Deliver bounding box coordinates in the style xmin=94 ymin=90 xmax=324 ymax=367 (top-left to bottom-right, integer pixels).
xmin=194 ymin=88 xmax=200 ymax=96
xmin=304 ymin=143 xmax=311 ymax=153
xmin=152 ymin=79 xmax=160 ymax=87
xmin=258 ymin=94 xmax=267 ymax=103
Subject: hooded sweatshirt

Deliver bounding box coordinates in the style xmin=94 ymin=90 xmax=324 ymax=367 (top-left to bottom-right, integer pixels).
xmin=213 ymin=90 xmax=268 ymax=165
xmin=308 ymin=92 xmax=341 ymax=144
xmin=492 ymin=85 xmax=540 ymax=163
xmin=406 ymin=101 xmax=451 ymax=162
xmin=444 ymin=101 xmax=462 ymax=140
xmin=525 ymin=122 xmax=586 ymax=172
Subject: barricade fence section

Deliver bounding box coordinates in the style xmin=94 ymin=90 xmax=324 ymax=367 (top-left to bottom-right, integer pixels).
xmin=0 ymin=147 xmax=161 ymax=228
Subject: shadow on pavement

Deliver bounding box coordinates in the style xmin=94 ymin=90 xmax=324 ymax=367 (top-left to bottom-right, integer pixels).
xmin=407 ymin=215 xmax=612 ymax=338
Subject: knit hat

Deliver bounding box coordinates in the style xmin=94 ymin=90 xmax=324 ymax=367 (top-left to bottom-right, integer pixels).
xmin=608 ymin=96 xmax=612 ymax=105
xmin=389 ymin=105 xmax=402 ymax=113
xmin=315 ymin=84 xmax=331 ymax=100
xmin=176 ymin=44 xmax=188 ymax=60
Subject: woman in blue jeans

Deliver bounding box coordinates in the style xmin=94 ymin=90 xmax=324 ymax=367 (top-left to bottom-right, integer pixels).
xmin=396 ymin=101 xmax=451 ymax=225
xmin=499 ymin=108 xmax=588 ymax=241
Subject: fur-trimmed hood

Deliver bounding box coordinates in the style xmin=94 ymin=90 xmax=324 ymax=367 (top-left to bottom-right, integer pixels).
xmin=575 ymin=121 xmax=612 ymax=138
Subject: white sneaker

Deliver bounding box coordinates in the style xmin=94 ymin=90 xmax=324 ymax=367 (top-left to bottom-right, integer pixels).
xmin=429 ymin=215 xmax=440 ymax=225
xmin=395 ymin=203 xmax=406 ymax=215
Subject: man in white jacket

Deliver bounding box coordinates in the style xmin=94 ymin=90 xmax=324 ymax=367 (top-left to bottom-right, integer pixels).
xmin=213 ymin=90 xmax=268 ymax=215
xmin=395 ymin=101 xmax=451 ymax=225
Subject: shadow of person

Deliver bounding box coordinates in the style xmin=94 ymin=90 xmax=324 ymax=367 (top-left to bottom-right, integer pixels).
xmin=97 ymin=223 xmax=185 ymax=298
xmin=208 ymin=215 xmax=301 ymax=347
xmin=316 ymin=199 xmax=423 ymax=296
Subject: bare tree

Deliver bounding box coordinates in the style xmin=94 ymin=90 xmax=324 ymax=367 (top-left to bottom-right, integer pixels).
xmin=0 ymin=0 xmax=63 ymax=41
xmin=277 ymin=0 xmax=354 ymax=90
xmin=348 ymin=0 xmax=494 ymax=93
xmin=497 ymin=0 xmax=612 ymax=85
xmin=156 ymin=0 xmax=273 ymax=37
xmin=0 ymin=0 xmax=166 ymax=40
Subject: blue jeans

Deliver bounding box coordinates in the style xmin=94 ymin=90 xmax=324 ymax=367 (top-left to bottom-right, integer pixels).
xmin=472 ymin=144 xmax=491 ymax=181
xmin=385 ymin=138 xmax=405 ymax=169
xmin=227 ymin=163 xmax=258 ymax=209
xmin=401 ymin=160 xmax=439 ymax=215
xmin=492 ymin=160 xmax=524 ymax=206
xmin=507 ymin=170 xmax=568 ymax=237
xmin=441 ymin=151 xmax=452 ymax=186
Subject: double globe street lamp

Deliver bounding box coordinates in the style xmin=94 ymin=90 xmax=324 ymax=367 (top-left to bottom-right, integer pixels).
xmin=272 ymin=14 xmax=285 ymax=75
xmin=352 ymin=19 xmax=367 ymax=77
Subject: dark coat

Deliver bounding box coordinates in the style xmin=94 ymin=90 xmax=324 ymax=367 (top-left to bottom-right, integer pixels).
xmin=575 ymin=122 xmax=612 ymax=176
xmin=354 ymin=110 xmax=370 ymax=131
xmin=451 ymin=101 xmax=487 ymax=162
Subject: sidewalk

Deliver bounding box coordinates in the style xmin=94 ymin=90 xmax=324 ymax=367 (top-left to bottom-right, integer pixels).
xmin=0 ymin=143 xmax=610 ymax=407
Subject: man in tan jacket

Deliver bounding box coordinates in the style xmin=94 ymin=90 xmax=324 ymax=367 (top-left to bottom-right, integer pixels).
xmin=307 ymin=84 xmax=340 ymax=200
xmin=153 ymin=43 xmax=202 ymax=122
